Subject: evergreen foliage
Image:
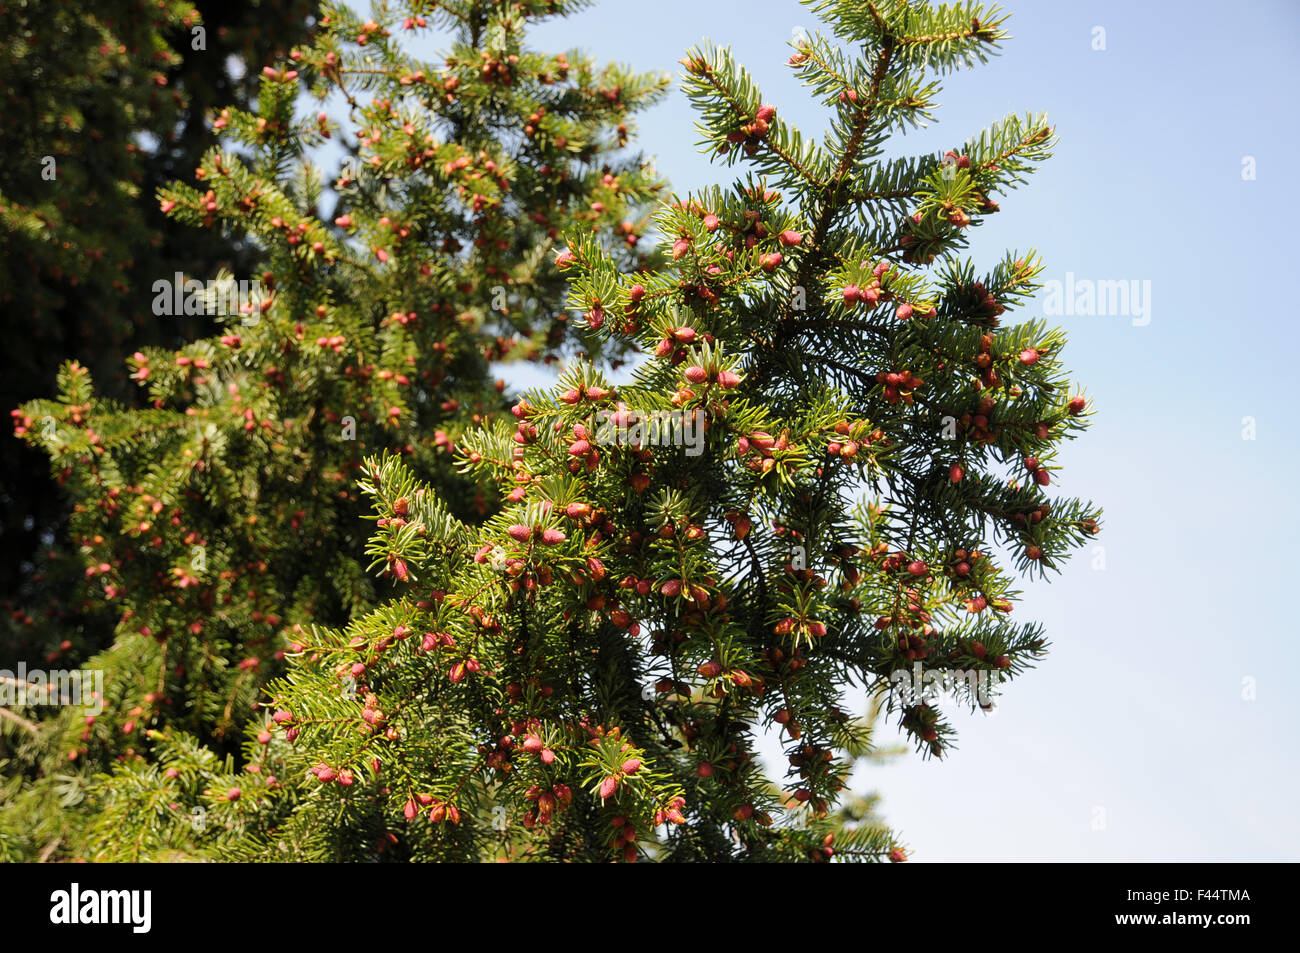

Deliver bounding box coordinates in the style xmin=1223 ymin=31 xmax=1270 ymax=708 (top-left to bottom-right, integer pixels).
xmin=6 ymin=0 xmax=1099 ymax=863
xmin=6 ymin=0 xmax=668 ymax=861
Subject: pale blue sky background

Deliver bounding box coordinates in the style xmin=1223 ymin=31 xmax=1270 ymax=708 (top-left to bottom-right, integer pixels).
xmin=356 ymin=0 xmax=1300 ymax=860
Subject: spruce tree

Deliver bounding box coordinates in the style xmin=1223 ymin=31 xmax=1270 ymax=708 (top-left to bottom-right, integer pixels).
xmin=0 ymin=0 xmax=316 ymax=668
xmin=73 ymin=0 xmax=1100 ymax=863
xmin=6 ymin=0 xmax=667 ymax=861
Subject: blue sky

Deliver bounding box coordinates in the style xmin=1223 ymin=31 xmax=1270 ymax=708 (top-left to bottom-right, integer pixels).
xmin=369 ymin=0 xmax=1300 ymax=860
